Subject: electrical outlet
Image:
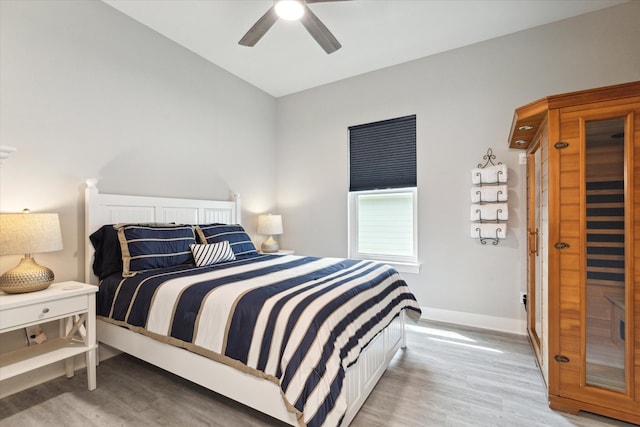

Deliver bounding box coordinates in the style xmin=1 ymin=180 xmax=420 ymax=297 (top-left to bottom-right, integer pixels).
xmin=520 ymin=292 xmax=527 ymax=304
xmin=519 ymin=153 xmax=527 ymax=165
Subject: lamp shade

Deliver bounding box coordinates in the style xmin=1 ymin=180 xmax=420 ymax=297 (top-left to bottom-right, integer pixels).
xmin=257 ymin=214 xmax=283 ymax=236
xmin=0 ymin=212 xmax=63 ymax=256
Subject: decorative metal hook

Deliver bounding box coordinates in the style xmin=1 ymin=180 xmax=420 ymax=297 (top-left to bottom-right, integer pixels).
xmin=474 ymin=188 xmax=505 ymax=204
xmin=475 ymin=171 xmax=506 ymax=186
xmin=475 ymin=226 xmax=501 ymax=245
xmin=477 ymin=148 xmax=502 ymax=169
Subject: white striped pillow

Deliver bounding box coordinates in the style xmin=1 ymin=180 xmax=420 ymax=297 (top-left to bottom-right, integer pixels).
xmin=189 ymin=241 xmax=236 ymax=267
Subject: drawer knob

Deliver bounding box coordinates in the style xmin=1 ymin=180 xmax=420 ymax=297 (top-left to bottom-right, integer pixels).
xmin=42 ymin=308 xmax=50 ymax=314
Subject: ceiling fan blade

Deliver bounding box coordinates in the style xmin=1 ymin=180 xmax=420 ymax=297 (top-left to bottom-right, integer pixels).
xmin=238 ymin=6 xmax=278 ymax=47
xmin=300 ymin=4 xmax=341 ymax=54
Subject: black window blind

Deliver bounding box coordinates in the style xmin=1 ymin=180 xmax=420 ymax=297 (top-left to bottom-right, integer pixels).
xmin=349 ymin=115 xmax=416 ymax=192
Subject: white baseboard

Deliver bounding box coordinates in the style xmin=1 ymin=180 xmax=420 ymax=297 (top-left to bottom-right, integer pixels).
xmin=420 ymin=306 xmax=527 ymax=335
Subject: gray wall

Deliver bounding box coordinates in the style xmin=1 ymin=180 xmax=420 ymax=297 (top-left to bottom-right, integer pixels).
xmin=275 ymin=1 xmax=640 ymax=333
xmin=0 ymin=0 xmax=277 ymax=396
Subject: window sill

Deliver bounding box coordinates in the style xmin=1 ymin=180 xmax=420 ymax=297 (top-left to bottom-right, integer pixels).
xmin=386 ymin=261 xmax=421 ymax=274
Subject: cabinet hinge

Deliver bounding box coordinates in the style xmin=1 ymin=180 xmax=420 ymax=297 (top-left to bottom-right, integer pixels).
xmin=554 ymin=354 xmax=570 ymax=363
xmin=554 ymin=242 xmax=570 ymax=250
xmin=554 ymin=142 xmax=569 ymax=149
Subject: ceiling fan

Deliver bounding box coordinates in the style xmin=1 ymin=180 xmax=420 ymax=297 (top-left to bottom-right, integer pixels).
xmin=238 ymin=0 xmax=349 ymax=54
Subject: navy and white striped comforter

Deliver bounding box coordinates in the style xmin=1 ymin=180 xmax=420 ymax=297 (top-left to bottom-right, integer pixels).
xmin=97 ymin=254 xmax=421 ymax=427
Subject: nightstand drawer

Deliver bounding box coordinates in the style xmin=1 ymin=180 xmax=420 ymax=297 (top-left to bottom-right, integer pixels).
xmin=0 ymin=295 xmax=88 ymax=330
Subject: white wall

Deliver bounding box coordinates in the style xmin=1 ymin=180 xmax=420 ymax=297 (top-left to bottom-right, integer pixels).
xmin=0 ymin=0 xmax=277 ymax=396
xmin=0 ymin=0 xmax=278 ymax=281
xmin=275 ymin=1 xmax=640 ymax=333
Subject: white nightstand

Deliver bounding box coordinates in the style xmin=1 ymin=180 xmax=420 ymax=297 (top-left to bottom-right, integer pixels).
xmin=0 ymin=281 xmax=98 ymax=390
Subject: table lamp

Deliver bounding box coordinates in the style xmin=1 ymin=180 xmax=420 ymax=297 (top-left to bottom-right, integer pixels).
xmin=0 ymin=209 xmax=63 ymax=293
xmin=257 ymin=214 xmax=283 ymax=253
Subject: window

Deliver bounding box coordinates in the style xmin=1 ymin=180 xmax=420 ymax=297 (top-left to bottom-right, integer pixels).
xmin=348 ymin=115 xmax=418 ymax=272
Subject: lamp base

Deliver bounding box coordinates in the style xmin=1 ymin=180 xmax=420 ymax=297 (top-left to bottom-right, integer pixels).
xmin=261 ymin=236 xmax=280 ymax=253
xmin=0 ymin=255 xmax=54 ymax=294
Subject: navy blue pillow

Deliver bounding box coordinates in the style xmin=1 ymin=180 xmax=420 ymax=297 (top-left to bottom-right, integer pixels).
xmin=89 ymin=225 xmax=123 ymax=280
xmin=195 ymin=224 xmax=257 ymax=257
xmin=116 ymin=224 xmax=196 ymax=277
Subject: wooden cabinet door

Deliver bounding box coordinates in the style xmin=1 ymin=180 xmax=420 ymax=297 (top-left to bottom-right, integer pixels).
xmin=551 ymin=100 xmax=640 ymax=423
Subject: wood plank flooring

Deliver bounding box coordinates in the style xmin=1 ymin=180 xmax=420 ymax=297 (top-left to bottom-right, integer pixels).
xmin=0 ymin=320 xmax=636 ymax=427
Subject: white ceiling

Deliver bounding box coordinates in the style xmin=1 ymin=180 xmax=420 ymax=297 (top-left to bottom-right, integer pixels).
xmin=103 ymin=0 xmax=628 ymax=97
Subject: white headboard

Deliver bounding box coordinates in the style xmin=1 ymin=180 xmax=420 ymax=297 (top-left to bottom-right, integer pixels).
xmin=84 ymin=179 xmax=241 ymax=285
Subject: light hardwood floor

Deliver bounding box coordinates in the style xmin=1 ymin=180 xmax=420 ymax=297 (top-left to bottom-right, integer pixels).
xmin=0 ymin=320 xmax=636 ymax=427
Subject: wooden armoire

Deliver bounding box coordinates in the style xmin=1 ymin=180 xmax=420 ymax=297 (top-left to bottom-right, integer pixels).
xmin=508 ymin=81 xmax=640 ymax=424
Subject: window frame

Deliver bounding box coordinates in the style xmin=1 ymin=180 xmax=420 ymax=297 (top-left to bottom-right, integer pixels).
xmin=348 ymin=187 xmax=419 ymax=274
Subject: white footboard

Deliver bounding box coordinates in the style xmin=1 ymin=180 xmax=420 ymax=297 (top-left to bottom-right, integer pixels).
xmin=341 ymin=311 xmax=404 ymax=426
xmin=97 ymin=312 xmax=405 ymax=426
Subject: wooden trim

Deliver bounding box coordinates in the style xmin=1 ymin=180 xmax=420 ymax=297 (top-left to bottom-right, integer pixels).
xmin=547 ymin=81 xmax=640 ymax=110
xmin=578 ymin=116 xmax=588 ymax=394
xmin=508 ymin=108 xmax=548 ymax=149
xmin=508 ymin=81 xmax=640 ymax=149
xmin=549 ymin=395 xmax=640 ymax=424
xmin=546 ymin=107 xmax=562 ymax=396
xmin=623 ymin=110 xmax=636 ymax=404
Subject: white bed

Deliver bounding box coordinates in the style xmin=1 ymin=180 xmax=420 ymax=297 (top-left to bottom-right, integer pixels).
xmin=84 ymin=179 xmax=407 ymax=427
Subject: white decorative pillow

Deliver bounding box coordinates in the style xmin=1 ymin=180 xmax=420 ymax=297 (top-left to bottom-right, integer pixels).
xmin=189 ymin=241 xmax=235 ymax=267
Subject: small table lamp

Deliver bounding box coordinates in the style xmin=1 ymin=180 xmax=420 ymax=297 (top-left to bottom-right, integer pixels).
xmin=0 ymin=210 xmax=63 ymax=294
xmin=257 ymin=214 xmax=283 ymax=253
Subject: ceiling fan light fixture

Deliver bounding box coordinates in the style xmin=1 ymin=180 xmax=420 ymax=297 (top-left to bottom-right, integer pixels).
xmin=238 ymin=0 xmax=342 ymax=54
xmin=275 ymin=0 xmax=305 ymax=21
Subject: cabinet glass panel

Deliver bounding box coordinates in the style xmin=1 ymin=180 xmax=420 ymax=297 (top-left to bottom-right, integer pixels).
xmin=584 ymin=117 xmax=626 ymax=392
xmin=533 ymin=148 xmax=543 ymax=343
